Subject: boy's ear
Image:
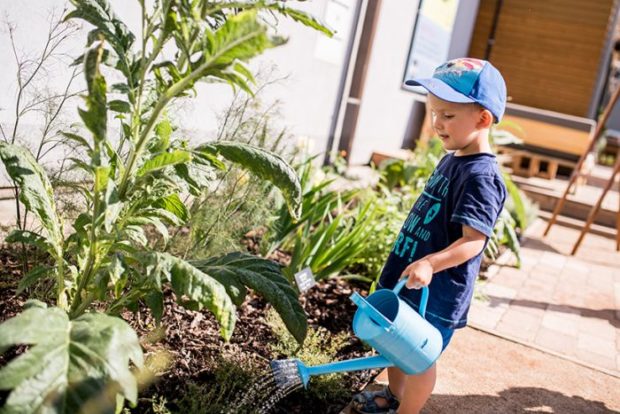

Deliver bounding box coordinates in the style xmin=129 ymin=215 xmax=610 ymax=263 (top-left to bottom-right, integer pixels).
xmin=477 ymin=108 xmax=494 ymax=128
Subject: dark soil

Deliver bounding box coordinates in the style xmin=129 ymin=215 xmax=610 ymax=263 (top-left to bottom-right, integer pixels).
xmin=0 ymin=245 xmax=373 ymax=413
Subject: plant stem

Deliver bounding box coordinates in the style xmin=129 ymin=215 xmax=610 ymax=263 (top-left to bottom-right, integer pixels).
xmin=119 ymin=20 xmax=263 ymax=198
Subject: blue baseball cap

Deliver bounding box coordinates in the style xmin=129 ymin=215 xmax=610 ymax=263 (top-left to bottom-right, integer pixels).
xmin=405 ymin=58 xmax=507 ymax=123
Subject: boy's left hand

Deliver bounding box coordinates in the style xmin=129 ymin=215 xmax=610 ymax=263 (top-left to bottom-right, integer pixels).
xmin=402 ymin=258 xmax=434 ymax=289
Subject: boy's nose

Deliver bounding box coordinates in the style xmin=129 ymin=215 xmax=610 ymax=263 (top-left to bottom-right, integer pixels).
xmin=432 ymin=118 xmax=443 ymax=130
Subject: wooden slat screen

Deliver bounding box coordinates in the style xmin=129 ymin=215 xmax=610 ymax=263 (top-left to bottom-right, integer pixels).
xmin=468 ymin=0 xmax=617 ymax=117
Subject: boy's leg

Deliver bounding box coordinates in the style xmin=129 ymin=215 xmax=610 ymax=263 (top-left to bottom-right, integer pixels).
xmin=395 ymin=364 xmax=436 ymax=414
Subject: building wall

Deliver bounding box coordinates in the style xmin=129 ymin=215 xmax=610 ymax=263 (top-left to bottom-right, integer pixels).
xmin=348 ymin=0 xmax=478 ymax=165
xmin=348 ymin=0 xmax=421 ymax=165
xmin=0 ymin=0 xmax=358 ymax=181
xmin=3 ymin=0 xmax=618 ymax=177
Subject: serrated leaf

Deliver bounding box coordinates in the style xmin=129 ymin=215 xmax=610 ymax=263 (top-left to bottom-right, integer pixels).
xmin=16 ymin=266 xmax=51 ymax=295
xmin=204 ymin=10 xmax=272 ymax=67
xmin=0 ymin=143 xmax=63 ymax=258
xmin=152 ymin=193 xmax=189 ymax=223
xmin=65 ymin=0 xmax=135 ymax=56
xmin=137 ymin=150 xmax=192 ymax=177
xmin=264 ymin=2 xmax=333 ymax=37
xmin=108 ymin=99 xmax=131 ymax=113
xmin=145 ymin=253 xmax=236 ymax=340
xmin=201 ymin=141 xmax=301 ymax=220
xmin=192 ymin=252 xmax=307 ymax=344
xmin=80 ymin=41 xmax=107 ymax=143
xmin=0 ymin=307 xmax=143 ymax=413
xmin=5 ymin=230 xmax=53 ymax=253
xmin=169 ymin=10 xmax=272 ymax=98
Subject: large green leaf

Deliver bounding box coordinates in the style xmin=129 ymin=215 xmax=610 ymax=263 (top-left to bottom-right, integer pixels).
xmin=169 ymin=10 xmax=273 ymax=96
xmin=5 ymin=230 xmax=54 ymax=253
xmin=202 ymin=10 xmax=272 ymax=69
xmin=144 ymin=253 xmax=236 ymax=340
xmin=152 ymin=193 xmax=189 ymax=223
xmin=192 ymin=252 xmax=307 ymax=344
xmin=0 ymin=303 xmax=143 ymax=414
xmin=79 ymin=41 xmax=108 ymax=144
xmin=203 ymin=1 xmax=333 ymax=37
xmin=65 ymin=0 xmax=135 ymax=57
xmin=200 ymin=141 xmax=302 ymax=219
xmin=0 ymin=143 xmax=63 ymax=257
xmin=137 ymin=150 xmax=192 ymax=177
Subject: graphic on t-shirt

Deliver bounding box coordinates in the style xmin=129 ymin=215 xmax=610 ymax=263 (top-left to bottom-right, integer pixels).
xmin=391 ymin=169 xmax=449 ymax=262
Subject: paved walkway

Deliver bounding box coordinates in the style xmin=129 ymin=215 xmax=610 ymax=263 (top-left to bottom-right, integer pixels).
xmin=469 ymin=217 xmax=620 ymax=375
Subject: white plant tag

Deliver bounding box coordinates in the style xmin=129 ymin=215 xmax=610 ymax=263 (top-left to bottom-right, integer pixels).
xmin=294 ymin=267 xmax=316 ymax=293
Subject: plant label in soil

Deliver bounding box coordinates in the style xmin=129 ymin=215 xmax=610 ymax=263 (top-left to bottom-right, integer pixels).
xmin=295 ymin=267 xmax=316 ymax=293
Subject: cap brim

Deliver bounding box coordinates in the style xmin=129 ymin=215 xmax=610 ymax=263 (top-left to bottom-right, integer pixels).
xmin=405 ymin=78 xmax=475 ymax=104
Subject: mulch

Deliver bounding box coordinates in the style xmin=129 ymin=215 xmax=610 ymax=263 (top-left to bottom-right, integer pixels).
xmin=0 ymin=245 xmax=373 ymax=413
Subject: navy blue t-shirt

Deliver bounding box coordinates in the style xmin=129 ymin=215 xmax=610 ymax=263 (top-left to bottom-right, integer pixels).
xmin=378 ymin=152 xmax=506 ymax=329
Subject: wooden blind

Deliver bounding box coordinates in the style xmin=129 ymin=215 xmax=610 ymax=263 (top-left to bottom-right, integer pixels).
xmin=468 ymin=0 xmax=617 ymax=117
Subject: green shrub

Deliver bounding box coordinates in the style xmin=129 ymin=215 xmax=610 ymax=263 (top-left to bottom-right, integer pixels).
xmin=175 ymin=360 xmax=261 ymax=414
xmin=173 ymin=91 xmax=294 ymax=259
xmin=266 ymin=309 xmax=352 ymax=404
xmin=264 ymin=157 xmax=378 ymax=282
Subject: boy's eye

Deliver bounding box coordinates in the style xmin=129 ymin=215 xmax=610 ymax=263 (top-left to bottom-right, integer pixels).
xmin=443 ymin=114 xmax=454 ymax=119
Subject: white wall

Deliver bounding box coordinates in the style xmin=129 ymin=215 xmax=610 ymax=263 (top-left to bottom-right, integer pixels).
xmin=348 ymin=0 xmax=421 ymax=165
xmin=0 ymin=0 xmax=357 ymax=182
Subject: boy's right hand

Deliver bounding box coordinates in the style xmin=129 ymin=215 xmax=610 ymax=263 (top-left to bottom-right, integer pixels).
xmin=402 ymin=258 xmax=434 ymax=289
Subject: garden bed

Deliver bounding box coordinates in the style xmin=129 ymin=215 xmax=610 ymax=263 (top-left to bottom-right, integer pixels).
xmin=0 ymin=246 xmax=374 ymax=414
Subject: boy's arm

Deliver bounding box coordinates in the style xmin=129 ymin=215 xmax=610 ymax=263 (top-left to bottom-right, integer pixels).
xmin=402 ymin=225 xmax=487 ymax=289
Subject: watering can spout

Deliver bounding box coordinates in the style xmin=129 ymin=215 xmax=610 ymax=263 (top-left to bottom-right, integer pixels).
xmin=270 ymin=356 xmax=394 ymax=389
xmin=269 ymin=278 xmax=443 ymax=390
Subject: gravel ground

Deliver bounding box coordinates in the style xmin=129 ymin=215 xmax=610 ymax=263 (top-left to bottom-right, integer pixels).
xmin=344 ymin=326 xmax=619 ymax=413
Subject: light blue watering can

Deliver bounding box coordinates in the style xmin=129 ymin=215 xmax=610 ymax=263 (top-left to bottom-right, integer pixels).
xmin=270 ymin=279 xmax=443 ymax=388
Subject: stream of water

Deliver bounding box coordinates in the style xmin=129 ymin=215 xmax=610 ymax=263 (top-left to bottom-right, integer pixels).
xmin=222 ymin=361 xmax=304 ymax=413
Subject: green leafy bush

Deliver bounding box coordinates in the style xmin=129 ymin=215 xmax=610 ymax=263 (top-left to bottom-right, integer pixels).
xmin=175 ymin=91 xmax=293 ymax=259
xmin=0 ymin=1 xmax=331 ymax=412
xmin=347 ymin=187 xmax=411 ymax=283
xmin=267 ymin=309 xmax=352 ymax=405
xmin=264 ymin=158 xmax=377 ymax=282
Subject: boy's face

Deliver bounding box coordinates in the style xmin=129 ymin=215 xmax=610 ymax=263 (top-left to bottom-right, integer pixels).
xmin=427 ymin=94 xmax=488 ymax=153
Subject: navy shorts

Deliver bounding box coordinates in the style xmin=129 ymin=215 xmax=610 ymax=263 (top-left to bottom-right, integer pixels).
xmin=435 ymin=322 xmax=455 ymax=352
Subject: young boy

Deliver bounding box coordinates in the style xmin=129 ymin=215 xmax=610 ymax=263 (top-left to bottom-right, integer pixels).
xmin=352 ymin=57 xmax=507 ymax=414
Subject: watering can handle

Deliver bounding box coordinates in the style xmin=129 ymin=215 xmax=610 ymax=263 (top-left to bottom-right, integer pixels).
xmin=393 ymin=278 xmax=429 ymax=318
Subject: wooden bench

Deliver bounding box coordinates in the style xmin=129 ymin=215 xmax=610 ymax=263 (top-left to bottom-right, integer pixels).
xmin=497 ymin=146 xmax=579 ymax=180
xmin=500 ymin=103 xmax=595 ymax=156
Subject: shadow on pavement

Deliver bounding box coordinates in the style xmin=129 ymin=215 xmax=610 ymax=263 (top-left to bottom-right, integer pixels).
xmin=424 ymin=387 xmax=618 ymax=413
xmin=485 ymin=295 xmax=620 ymax=328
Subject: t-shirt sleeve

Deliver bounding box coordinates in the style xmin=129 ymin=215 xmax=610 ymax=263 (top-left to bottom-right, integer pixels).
xmin=451 ymin=174 xmax=506 ymax=237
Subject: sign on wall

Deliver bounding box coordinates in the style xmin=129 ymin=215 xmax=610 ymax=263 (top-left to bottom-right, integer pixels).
xmin=403 ymin=0 xmax=460 ymax=90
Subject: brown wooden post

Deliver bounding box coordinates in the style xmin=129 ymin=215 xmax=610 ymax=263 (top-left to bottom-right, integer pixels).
xmin=571 ymin=158 xmax=620 ymax=255
xmin=338 ymin=0 xmax=382 ymax=160
xmin=544 ymin=84 xmax=620 ymax=237
xmin=617 ymin=172 xmax=620 ymax=251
